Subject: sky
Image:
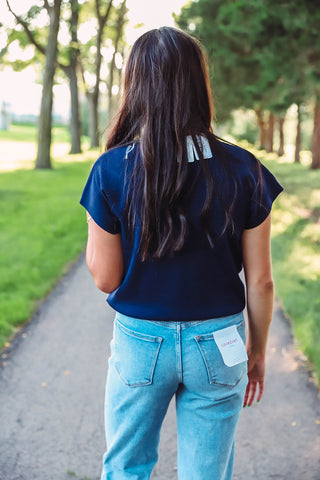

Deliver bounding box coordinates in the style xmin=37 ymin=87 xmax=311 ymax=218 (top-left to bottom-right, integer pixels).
xmin=125 ymin=0 xmax=186 ymax=41
xmin=0 ymin=0 xmax=187 ymax=118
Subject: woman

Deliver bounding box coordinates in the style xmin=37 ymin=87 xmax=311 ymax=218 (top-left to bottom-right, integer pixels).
xmin=80 ymin=27 xmax=283 ymax=480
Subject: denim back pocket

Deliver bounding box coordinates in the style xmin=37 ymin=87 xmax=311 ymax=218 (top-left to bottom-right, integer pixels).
xmin=194 ymin=320 xmax=247 ymax=388
xmin=113 ymin=319 xmax=163 ymax=387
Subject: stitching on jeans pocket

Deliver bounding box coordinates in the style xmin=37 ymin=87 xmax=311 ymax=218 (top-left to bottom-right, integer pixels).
xmin=194 ymin=320 xmax=247 ymax=388
xmin=113 ymin=320 xmax=163 ymax=387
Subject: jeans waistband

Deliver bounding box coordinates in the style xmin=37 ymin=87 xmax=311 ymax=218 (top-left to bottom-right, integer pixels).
xmin=115 ymin=311 xmax=244 ymax=330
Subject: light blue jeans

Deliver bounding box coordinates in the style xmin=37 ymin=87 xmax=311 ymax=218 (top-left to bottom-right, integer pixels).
xmin=101 ymin=312 xmax=248 ymax=480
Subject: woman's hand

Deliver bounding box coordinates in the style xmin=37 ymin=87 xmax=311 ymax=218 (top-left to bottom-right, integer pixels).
xmin=243 ymin=351 xmax=265 ymax=407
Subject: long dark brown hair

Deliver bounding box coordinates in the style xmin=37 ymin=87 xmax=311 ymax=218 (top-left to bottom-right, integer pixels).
xmin=107 ymin=27 xmax=232 ymax=260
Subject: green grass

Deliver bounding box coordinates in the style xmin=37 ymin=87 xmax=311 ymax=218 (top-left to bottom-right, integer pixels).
xmin=0 ymin=123 xmax=92 ymax=146
xmin=0 ymin=123 xmax=73 ymax=143
xmin=241 ymin=142 xmax=320 ymax=381
xmin=0 ymin=154 xmax=97 ymax=350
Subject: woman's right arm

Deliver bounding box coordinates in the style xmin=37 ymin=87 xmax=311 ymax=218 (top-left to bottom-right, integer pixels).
xmin=86 ymin=212 xmax=124 ymax=293
xmin=241 ymin=213 xmax=274 ymax=406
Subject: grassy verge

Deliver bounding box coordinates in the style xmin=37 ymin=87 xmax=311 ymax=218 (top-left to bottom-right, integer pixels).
xmin=242 ymin=142 xmax=320 ymax=381
xmin=0 ymin=153 xmax=97 ymax=350
xmin=0 ymin=123 xmax=74 ymax=143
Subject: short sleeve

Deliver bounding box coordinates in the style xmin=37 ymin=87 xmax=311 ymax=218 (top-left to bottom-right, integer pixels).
xmin=244 ymin=161 xmax=283 ymax=229
xmin=80 ymin=161 xmax=121 ymax=234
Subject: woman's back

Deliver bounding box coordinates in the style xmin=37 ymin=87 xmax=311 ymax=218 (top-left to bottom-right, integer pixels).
xmin=80 ymin=134 xmax=282 ymax=320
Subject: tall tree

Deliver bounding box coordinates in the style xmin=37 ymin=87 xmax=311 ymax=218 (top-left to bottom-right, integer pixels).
xmin=59 ymin=0 xmax=82 ymax=154
xmin=81 ymin=0 xmax=113 ymax=148
xmin=107 ymin=0 xmax=127 ymax=122
xmin=6 ymin=0 xmax=62 ymax=168
xmin=176 ymin=0 xmax=313 ymax=160
xmin=279 ymin=0 xmax=319 ymax=168
xmin=5 ymin=0 xmax=83 ymax=157
xmin=177 ymin=0 xmax=282 ymax=126
xmin=35 ymin=0 xmax=62 ymax=169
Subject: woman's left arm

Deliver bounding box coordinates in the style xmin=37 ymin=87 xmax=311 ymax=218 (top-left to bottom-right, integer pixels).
xmin=86 ymin=212 xmax=124 ymax=293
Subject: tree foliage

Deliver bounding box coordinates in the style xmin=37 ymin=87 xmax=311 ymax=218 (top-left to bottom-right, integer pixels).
xmin=178 ymin=1 xmax=301 ymax=119
xmin=3 ymin=0 xmax=128 ymax=160
xmin=78 ymin=0 xmax=128 ymax=146
xmin=176 ymin=0 xmax=320 ymax=167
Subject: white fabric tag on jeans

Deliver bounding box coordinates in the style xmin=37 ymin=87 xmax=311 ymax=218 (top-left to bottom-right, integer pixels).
xmin=213 ymin=325 xmax=248 ymax=367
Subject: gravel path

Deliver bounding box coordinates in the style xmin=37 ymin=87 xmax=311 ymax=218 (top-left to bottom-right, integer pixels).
xmin=0 ymin=255 xmax=319 ymax=480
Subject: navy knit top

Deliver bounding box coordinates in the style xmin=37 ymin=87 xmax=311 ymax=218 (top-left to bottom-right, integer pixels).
xmin=80 ymin=137 xmax=283 ymax=321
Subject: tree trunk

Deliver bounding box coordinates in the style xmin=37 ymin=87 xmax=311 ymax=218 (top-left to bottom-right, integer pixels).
xmin=277 ymin=116 xmax=285 ymax=156
xmin=89 ymin=22 xmax=103 ymax=148
xmin=79 ymin=1 xmax=113 ymax=148
xmin=87 ymin=91 xmax=99 ymax=148
xmin=35 ymin=0 xmax=62 ymax=169
xmin=265 ymin=112 xmax=274 ymax=153
xmin=67 ymin=65 xmax=82 ymax=153
xmin=87 ymin=0 xmax=113 ymax=148
xmin=58 ymin=0 xmax=81 ymax=153
xmin=67 ymin=0 xmax=81 ymax=154
xmin=255 ymin=109 xmax=268 ymax=150
xmin=108 ymin=50 xmax=116 ymax=122
xmin=117 ymin=45 xmax=124 ymax=90
xmin=107 ymin=0 xmax=126 ymax=122
xmin=0 ymin=101 xmax=10 ymax=130
xmin=311 ymin=98 xmax=320 ymax=170
xmin=294 ymin=103 xmax=301 ymax=163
